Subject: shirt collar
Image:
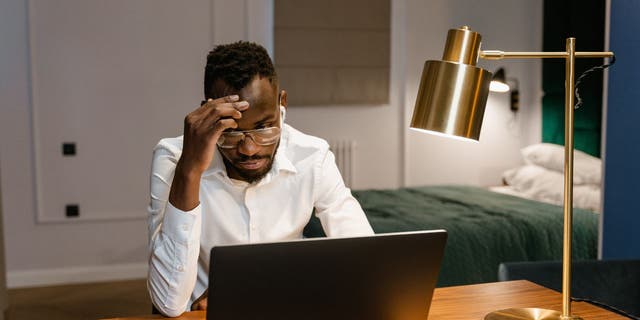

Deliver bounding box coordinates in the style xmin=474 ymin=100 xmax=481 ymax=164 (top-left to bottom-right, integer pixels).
xmin=270 ymin=125 xmax=297 ymax=174
xmin=202 ymin=125 xmax=297 ymax=179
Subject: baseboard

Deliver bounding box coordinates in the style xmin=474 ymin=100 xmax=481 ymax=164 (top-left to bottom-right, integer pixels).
xmin=7 ymin=262 xmax=148 ymax=288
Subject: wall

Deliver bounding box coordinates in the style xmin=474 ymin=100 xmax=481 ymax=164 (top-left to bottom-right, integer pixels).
xmin=28 ymin=1 xmax=212 ymax=223
xmin=601 ymin=0 xmax=640 ymax=259
xmin=0 ymin=168 xmax=7 ymax=318
xmin=0 ymin=0 xmax=542 ymax=287
xmin=289 ymin=0 xmax=543 ymax=189
xmin=0 ymin=0 xmax=276 ymax=288
xmin=403 ymin=0 xmax=543 ymax=187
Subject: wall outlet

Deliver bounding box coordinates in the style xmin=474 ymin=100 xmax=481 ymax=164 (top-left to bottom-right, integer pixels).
xmin=65 ymin=204 xmax=79 ymax=218
xmin=62 ymin=142 xmax=76 ymax=156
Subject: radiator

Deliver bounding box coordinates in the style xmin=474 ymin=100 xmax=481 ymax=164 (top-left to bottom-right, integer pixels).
xmin=328 ymin=140 xmax=357 ymax=188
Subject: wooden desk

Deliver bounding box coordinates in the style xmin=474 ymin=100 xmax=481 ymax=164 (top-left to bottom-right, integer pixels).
xmin=105 ymin=280 xmax=626 ymax=319
xmin=428 ymin=280 xmax=626 ymax=320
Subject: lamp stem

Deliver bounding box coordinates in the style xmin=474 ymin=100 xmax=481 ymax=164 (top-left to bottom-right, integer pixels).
xmin=562 ymin=37 xmax=577 ymax=319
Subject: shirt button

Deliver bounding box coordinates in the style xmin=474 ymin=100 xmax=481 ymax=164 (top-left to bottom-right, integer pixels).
xmin=177 ymin=265 xmax=184 ymax=272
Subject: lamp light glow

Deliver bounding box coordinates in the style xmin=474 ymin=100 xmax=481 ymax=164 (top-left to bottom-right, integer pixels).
xmin=489 ymin=81 xmax=510 ymax=92
xmin=490 ymin=67 xmax=510 ymax=92
xmin=409 ymin=127 xmax=479 ymax=143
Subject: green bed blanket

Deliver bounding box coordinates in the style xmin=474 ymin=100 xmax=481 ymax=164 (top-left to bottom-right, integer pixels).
xmin=304 ymin=185 xmax=599 ymax=287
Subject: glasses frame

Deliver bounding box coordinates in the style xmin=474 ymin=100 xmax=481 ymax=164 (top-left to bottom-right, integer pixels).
xmin=216 ymin=126 xmax=282 ymax=149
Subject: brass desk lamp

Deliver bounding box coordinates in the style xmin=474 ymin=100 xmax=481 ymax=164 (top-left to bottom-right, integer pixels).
xmin=410 ymin=26 xmax=614 ymax=320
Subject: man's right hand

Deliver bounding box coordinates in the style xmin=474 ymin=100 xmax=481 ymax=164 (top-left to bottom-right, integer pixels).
xmin=180 ymin=95 xmax=249 ymax=174
xmin=168 ymin=95 xmax=249 ymax=211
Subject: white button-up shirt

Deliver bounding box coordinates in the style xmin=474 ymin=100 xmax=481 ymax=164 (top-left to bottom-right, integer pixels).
xmin=147 ymin=124 xmax=374 ymax=317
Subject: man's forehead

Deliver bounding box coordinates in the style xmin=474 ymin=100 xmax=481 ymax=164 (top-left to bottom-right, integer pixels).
xmin=235 ymin=102 xmax=278 ymax=130
xmin=213 ymin=77 xmax=277 ymax=103
xmin=239 ymin=90 xmax=274 ymax=108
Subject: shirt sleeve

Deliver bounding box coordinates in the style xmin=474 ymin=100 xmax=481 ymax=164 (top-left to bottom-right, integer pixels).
xmin=147 ymin=143 xmax=202 ymax=317
xmin=313 ymin=149 xmax=374 ymax=237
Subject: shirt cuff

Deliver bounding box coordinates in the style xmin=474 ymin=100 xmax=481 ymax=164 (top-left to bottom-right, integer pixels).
xmin=161 ymin=202 xmax=200 ymax=245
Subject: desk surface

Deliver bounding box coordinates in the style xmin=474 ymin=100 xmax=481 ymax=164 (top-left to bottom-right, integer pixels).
xmin=105 ymin=280 xmax=626 ymax=319
xmin=428 ymin=280 xmax=625 ymax=320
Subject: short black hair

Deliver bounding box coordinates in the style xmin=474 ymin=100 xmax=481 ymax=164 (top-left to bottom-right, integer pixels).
xmin=204 ymin=41 xmax=277 ymax=99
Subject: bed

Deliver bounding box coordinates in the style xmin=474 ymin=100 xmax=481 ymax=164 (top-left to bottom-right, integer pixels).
xmin=303 ymin=185 xmax=599 ymax=287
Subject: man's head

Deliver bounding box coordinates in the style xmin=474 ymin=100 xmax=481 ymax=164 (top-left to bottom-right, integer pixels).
xmin=204 ymin=41 xmax=287 ymax=183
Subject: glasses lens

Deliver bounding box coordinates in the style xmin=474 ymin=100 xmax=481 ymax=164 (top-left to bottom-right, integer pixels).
xmin=216 ymin=132 xmax=244 ymax=148
xmin=216 ymin=127 xmax=281 ymax=148
xmin=247 ymin=127 xmax=281 ymax=145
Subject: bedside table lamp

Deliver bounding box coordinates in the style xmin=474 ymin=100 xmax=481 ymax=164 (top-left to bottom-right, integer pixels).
xmin=410 ymin=26 xmax=614 ymax=320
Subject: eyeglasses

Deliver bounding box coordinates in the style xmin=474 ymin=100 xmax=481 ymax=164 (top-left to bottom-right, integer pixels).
xmin=217 ymin=127 xmax=281 ymax=149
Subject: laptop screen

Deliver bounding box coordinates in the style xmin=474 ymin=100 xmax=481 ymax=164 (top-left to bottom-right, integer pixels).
xmin=207 ymin=230 xmax=447 ymax=320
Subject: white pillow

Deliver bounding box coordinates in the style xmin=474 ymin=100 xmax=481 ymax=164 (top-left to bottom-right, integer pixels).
xmin=502 ymin=165 xmax=564 ymax=199
xmin=573 ymin=184 xmax=601 ymax=213
xmin=520 ymin=143 xmax=602 ymax=185
xmin=502 ymin=164 xmax=601 ymax=212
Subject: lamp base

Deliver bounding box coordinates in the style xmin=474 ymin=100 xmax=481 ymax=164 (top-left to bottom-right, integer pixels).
xmin=485 ymin=308 xmax=583 ymax=320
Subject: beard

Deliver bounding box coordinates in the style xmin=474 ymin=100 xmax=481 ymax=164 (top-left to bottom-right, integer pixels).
xmin=221 ymin=143 xmax=279 ymax=184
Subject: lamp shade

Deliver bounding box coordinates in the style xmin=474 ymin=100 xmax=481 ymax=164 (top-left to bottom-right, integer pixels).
xmin=410 ymin=60 xmax=492 ymax=141
xmin=410 ymin=27 xmax=492 ymax=141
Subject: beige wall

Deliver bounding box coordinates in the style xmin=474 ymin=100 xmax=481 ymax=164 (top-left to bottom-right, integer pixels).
xmin=0 ymin=0 xmax=542 ymax=287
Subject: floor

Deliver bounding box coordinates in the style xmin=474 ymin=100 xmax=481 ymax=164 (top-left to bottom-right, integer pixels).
xmin=7 ymin=279 xmax=150 ymax=320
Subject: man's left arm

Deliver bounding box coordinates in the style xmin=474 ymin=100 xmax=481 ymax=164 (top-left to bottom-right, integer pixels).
xmin=313 ymin=149 xmax=374 ymax=237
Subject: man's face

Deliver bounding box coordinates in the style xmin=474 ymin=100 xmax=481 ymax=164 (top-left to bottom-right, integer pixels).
xmin=215 ymin=76 xmax=282 ymax=183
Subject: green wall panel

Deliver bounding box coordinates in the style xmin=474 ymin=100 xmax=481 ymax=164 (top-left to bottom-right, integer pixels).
xmin=542 ymin=0 xmax=605 ymax=157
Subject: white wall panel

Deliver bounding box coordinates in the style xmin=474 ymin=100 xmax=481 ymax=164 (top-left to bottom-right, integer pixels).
xmin=28 ymin=0 xmax=211 ymax=222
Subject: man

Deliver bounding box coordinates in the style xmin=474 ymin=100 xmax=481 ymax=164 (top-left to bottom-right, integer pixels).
xmin=147 ymin=42 xmax=374 ymax=317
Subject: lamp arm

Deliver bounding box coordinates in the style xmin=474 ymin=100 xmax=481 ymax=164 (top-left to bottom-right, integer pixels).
xmin=480 ymin=50 xmax=613 ymax=59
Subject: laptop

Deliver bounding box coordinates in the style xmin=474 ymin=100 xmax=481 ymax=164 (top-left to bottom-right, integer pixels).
xmin=207 ymin=230 xmax=447 ymax=320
